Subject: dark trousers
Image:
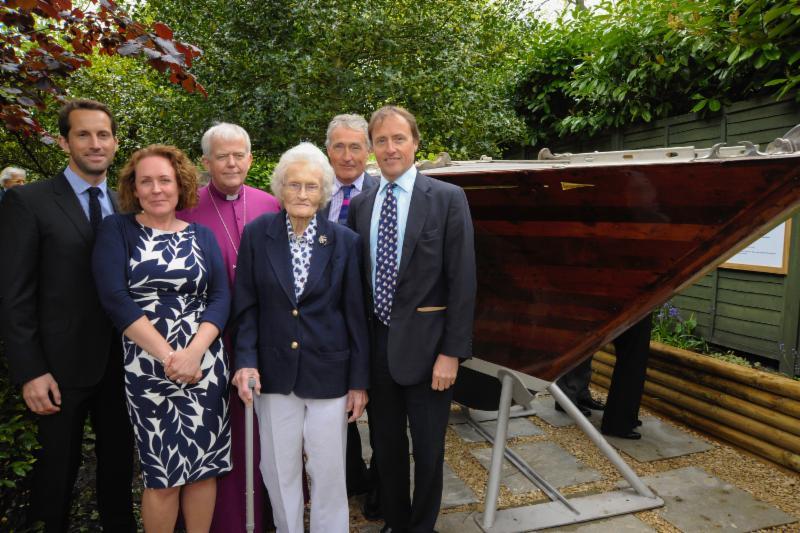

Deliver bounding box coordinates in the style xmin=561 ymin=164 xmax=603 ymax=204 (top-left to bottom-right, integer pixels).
xmin=555 ymin=357 xmax=593 ymax=403
xmin=346 ymin=420 xmax=368 ymax=489
xmin=30 ymin=348 xmax=135 ymax=532
xmin=370 ymin=324 xmax=452 ymax=533
xmin=601 ymin=316 xmax=652 ymax=433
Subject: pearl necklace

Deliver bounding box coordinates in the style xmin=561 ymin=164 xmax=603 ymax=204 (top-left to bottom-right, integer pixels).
xmin=208 ymin=185 xmax=246 ymax=267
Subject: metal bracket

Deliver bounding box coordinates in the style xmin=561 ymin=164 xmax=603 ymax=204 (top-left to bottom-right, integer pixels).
xmin=470 ymin=363 xmax=663 ymax=532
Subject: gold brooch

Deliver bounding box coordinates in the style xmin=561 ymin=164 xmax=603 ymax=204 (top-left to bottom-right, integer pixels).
xmin=319 ymin=235 xmax=328 ymax=245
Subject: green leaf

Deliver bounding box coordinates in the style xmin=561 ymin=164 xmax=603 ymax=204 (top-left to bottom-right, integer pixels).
xmin=691 ymin=99 xmax=707 ymax=112
xmin=764 ymin=78 xmax=787 ymax=86
xmin=708 ymin=98 xmax=721 ymax=112
xmin=727 ymin=45 xmax=741 ymax=65
xmin=763 ymin=4 xmax=793 ymax=24
xmin=762 ymin=46 xmax=781 ymax=61
xmin=788 ymin=50 xmax=800 ymax=65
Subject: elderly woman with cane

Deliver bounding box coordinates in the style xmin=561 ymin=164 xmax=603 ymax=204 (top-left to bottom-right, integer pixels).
xmin=231 ymin=142 xmax=369 ymax=533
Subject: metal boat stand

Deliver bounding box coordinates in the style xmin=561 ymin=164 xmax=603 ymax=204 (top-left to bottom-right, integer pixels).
xmin=461 ymin=359 xmax=663 ymax=532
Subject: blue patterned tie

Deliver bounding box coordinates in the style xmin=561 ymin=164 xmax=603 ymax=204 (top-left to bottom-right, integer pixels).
xmin=374 ymin=183 xmax=398 ymax=325
xmin=338 ymin=185 xmax=353 ymax=224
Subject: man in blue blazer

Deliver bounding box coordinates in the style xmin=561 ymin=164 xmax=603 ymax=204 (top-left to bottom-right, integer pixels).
xmin=323 ymin=113 xmax=381 ymax=505
xmin=347 ymin=106 xmax=476 ymax=533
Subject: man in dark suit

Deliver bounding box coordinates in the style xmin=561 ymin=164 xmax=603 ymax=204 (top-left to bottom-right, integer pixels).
xmin=323 ymin=113 xmax=380 ymax=504
xmin=347 ymin=105 xmax=476 ymax=533
xmin=0 ymin=99 xmax=135 ymax=532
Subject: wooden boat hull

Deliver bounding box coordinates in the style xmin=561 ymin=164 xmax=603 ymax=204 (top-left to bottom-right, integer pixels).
xmin=423 ymin=153 xmax=800 ymax=383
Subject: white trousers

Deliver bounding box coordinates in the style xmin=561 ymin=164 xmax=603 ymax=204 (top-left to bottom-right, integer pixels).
xmin=254 ymin=392 xmax=349 ymax=533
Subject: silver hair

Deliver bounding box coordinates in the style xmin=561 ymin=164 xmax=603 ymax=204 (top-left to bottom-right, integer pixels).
xmin=201 ymin=122 xmax=252 ymax=156
xmin=271 ymin=142 xmax=335 ymax=209
xmin=325 ymin=114 xmax=370 ymax=148
xmin=0 ymin=166 xmax=26 ymax=185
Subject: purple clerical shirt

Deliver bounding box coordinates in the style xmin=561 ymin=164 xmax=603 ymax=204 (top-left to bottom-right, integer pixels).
xmin=178 ymin=182 xmax=280 ymax=286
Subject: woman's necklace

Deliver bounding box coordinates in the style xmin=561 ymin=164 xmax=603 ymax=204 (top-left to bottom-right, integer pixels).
xmin=209 ymin=185 xmax=246 ymax=266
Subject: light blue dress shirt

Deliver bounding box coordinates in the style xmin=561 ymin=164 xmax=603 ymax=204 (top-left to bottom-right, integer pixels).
xmin=370 ymin=166 xmax=416 ymax=286
xmin=328 ymin=173 xmax=366 ymax=222
xmin=63 ymin=166 xmax=114 ymax=221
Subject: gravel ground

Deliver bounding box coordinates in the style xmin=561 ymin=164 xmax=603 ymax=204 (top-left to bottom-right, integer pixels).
xmin=348 ymin=387 xmax=800 ymax=532
xmin=57 ymin=386 xmax=800 ymax=532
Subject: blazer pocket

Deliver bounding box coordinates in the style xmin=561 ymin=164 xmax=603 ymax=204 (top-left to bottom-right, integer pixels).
xmin=416 ymin=306 xmax=447 ymax=313
xmin=419 ymin=229 xmax=440 ymax=242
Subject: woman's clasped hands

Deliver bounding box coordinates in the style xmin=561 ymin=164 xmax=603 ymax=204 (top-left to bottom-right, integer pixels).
xmin=163 ymin=348 xmax=204 ymax=385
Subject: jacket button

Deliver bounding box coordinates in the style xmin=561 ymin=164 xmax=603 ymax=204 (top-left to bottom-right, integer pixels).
xmin=292 ymin=309 xmax=299 ymax=317
xmin=291 ymin=341 xmax=299 ymax=349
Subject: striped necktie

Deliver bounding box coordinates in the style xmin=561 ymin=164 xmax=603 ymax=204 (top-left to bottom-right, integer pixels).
xmin=338 ymin=185 xmax=354 ymax=224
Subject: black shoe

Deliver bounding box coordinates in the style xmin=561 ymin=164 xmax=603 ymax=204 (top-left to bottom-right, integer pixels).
xmin=602 ymin=428 xmax=642 ymax=440
xmin=555 ymin=402 xmax=591 ymax=417
xmin=578 ymin=397 xmax=605 ymax=411
xmin=363 ymin=485 xmax=382 ymax=521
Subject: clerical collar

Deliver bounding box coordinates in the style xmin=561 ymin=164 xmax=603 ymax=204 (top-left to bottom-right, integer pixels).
xmin=209 ymin=181 xmax=243 ymax=201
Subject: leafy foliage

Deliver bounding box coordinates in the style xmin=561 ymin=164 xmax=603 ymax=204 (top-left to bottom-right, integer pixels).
xmin=651 ymin=301 xmax=708 ymax=352
xmin=137 ymin=0 xmax=528 ymax=159
xmin=0 ymin=342 xmax=39 ymax=530
xmin=514 ymin=0 xmax=800 ymax=145
xmin=0 ymin=0 xmax=205 ymax=142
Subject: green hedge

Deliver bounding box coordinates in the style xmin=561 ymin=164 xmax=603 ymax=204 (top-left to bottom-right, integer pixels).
xmin=0 ymin=342 xmax=39 ymax=530
xmin=514 ymin=0 xmax=800 ymax=145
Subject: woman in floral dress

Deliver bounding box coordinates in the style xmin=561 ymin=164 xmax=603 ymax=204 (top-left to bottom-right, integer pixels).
xmin=93 ymin=144 xmax=231 ymax=532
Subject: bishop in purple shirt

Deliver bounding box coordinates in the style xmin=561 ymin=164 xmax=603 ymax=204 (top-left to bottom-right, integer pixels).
xmin=178 ymin=123 xmax=279 ymax=532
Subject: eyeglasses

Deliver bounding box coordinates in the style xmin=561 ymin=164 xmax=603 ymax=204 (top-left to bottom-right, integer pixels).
xmin=286 ymin=182 xmax=321 ymax=194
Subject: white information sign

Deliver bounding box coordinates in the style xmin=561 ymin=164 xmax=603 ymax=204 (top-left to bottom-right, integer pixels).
xmin=722 ymin=221 xmax=791 ymax=274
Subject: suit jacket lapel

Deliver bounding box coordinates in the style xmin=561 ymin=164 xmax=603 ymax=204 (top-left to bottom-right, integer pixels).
xmin=301 ymin=214 xmax=334 ymax=302
xmin=52 ymin=173 xmax=93 ymax=243
xmin=264 ymin=212 xmax=297 ymax=304
xmin=398 ymin=172 xmax=431 ymax=281
xmin=358 ymin=185 xmax=380 ymax=291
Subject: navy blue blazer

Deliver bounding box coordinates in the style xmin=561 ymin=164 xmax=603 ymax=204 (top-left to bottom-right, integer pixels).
xmin=231 ymin=211 xmax=369 ymax=399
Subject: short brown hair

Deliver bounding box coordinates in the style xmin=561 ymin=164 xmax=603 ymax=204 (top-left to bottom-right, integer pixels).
xmin=117 ymin=145 xmax=199 ymax=213
xmin=58 ymin=99 xmax=117 ymax=137
xmin=368 ymin=105 xmax=420 ymax=144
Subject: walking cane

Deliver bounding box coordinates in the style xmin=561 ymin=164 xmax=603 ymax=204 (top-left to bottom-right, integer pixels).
xmin=245 ymin=377 xmax=256 ymax=533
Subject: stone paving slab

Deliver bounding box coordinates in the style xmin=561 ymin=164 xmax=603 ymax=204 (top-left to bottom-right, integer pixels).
xmin=451 ymin=417 xmax=544 ymax=443
xmin=625 ymin=466 xmax=797 ymax=532
xmin=441 ymin=463 xmax=479 ymax=508
xmin=363 ymin=509 xmax=656 ymax=533
xmin=435 ymin=510 xmax=484 ymax=533
xmin=540 ymin=513 xmax=656 ymax=532
xmin=591 ymin=415 xmax=712 ymax=462
xmin=472 ymin=441 xmax=602 ymax=494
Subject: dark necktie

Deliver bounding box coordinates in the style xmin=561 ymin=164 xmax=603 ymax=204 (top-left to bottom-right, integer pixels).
xmin=374 ymin=183 xmax=398 ymax=325
xmin=338 ymin=185 xmax=353 ymax=224
xmin=88 ymin=187 xmax=102 ymax=233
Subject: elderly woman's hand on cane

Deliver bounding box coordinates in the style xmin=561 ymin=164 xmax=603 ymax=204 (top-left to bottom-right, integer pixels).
xmin=232 ymin=368 xmax=261 ymax=404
